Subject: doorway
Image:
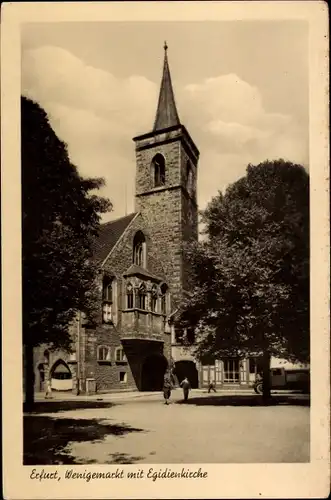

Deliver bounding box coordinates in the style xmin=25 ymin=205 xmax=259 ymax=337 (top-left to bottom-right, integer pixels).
xmin=141 ymin=354 xmax=168 ymax=391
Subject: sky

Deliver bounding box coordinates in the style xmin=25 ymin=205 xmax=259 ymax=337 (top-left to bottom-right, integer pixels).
xmin=21 ymin=21 xmax=309 ymax=222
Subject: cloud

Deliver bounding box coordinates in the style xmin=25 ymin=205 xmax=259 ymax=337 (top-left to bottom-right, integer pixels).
xmin=22 ymin=46 xmax=308 ymax=220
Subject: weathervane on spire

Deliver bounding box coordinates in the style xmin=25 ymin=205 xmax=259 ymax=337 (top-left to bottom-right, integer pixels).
xmin=164 ymin=40 xmax=168 ymax=52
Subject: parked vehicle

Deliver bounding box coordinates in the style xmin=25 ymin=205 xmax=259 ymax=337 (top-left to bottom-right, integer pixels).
xmin=253 ymin=367 xmax=310 ymax=394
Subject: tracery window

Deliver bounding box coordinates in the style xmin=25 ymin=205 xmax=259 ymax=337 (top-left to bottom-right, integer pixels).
xmin=137 ymin=283 xmax=147 ymax=310
xmin=151 ymin=285 xmax=158 ymax=312
xmin=160 ymin=283 xmax=168 ymax=315
xmin=133 ymin=231 xmax=146 ymax=267
xmin=126 ymin=283 xmax=134 ymax=309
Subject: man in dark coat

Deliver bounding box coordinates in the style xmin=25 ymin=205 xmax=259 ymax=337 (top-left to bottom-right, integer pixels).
xmin=163 ymin=371 xmax=172 ymax=405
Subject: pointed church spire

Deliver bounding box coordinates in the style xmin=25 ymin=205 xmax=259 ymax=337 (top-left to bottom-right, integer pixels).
xmin=153 ymin=42 xmax=180 ymax=131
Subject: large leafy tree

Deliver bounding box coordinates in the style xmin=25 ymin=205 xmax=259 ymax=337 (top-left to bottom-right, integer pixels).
xmin=22 ymin=96 xmax=112 ymax=406
xmin=178 ymin=160 xmax=309 ymax=400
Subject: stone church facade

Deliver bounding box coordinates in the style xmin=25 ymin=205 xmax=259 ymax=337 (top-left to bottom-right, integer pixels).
xmin=32 ymin=45 xmax=305 ymax=395
xmin=32 ymin=44 xmax=202 ymax=394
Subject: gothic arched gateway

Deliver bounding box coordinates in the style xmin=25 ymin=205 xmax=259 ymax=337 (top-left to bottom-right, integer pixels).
xmin=141 ymin=354 xmax=168 ymax=391
xmin=174 ymin=360 xmax=199 ymax=388
xmin=50 ymin=359 xmax=73 ymax=391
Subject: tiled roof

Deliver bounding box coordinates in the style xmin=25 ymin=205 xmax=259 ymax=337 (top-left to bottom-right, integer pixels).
xmin=93 ymin=213 xmax=137 ymax=262
xmin=123 ymin=264 xmax=162 ymax=282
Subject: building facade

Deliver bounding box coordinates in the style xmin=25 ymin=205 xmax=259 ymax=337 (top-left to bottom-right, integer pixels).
xmin=32 ymin=44 xmax=202 ymax=394
xmin=30 ymin=45 xmax=306 ymax=395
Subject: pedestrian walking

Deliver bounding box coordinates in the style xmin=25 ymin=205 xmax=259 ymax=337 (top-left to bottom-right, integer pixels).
xmin=45 ymin=377 xmax=52 ymax=399
xmin=163 ymin=370 xmax=172 ymax=405
xmin=208 ymin=380 xmax=217 ymax=393
xmin=180 ymin=377 xmax=191 ymax=402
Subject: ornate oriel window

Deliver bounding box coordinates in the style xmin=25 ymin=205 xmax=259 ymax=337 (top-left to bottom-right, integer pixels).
xmin=133 ymin=231 xmax=146 ymax=267
xmin=137 ymin=283 xmax=147 ymax=310
xmin=126 ymin=283 xmax=134 ymax=309
xmin=151 ymin=285 xmax=158 ymax=312
xmin=102 ymin=276 xmax=114 ymax=324
xmin=152 ymin=153 xmax=166 ymax=187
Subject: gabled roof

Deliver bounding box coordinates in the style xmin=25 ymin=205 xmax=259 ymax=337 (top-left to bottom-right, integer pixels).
xmin=93 ymin=213 xmax=137 ymax=263
xmin=153 ymin=42 xmax=180 ymax=132
xmin=123 ymin=264 xmax=163 ymax=282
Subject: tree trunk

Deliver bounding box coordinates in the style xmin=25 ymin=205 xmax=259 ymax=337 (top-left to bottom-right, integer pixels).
xmin=262 ymin=350 xmax=271 ymax=404
xmin=24 ymin=343 xmax=35 ymax=411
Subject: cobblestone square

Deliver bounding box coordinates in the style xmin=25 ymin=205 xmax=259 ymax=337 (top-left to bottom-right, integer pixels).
xmin=24 ymin=390 xmax=310 ymax=464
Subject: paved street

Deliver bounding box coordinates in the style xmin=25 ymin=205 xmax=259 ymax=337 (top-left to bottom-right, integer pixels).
xmin=24 ymin=389 xmax=310 ymax=464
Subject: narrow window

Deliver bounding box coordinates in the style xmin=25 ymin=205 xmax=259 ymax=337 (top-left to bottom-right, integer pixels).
xmin=186 ymin=161 xmax=194 ymax=195
xmin=119 ymin=371 xmax=127 ymax=383
xmin=126 ymin=283 xmax=134 ymax=309
xmin=133 ymin=231 xmax=146 ymax=267
xmin=151 ymin=285 xmax=158 ymax=312
xmin=137 ymin=283 xmax=146 ymax=310
xmin=160 ymin=283 xmax=168 ymax=314
xmin=152 ymin=154 xmax=166 ymax=187
xmin=102 ymin=276 xmax=113 ymax=324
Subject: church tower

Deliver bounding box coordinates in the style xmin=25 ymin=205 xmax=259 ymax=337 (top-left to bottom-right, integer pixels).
xmin=133 ymin=43 xmax=199 ymax=306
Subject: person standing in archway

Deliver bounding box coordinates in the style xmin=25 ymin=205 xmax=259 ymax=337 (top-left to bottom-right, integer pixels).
xmin=180 ymin=377 xmax=191 ymax=402
xmin=163 ymin=370 xmax=172 ymax=405
xmin=45 ymin=377 xmax=52 ymax=399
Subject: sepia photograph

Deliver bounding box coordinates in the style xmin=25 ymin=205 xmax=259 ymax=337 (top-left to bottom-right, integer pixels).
xmin=1 ymin=2 xmax=329 ymax=499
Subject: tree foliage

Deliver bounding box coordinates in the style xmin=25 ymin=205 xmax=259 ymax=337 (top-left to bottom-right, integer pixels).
xmin=22 ymin=96 xmax=112 ymax=352
xmin=178 ymin=160 xmax=309 ymax=366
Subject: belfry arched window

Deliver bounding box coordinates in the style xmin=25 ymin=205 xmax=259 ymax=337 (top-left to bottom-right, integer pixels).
xmin=137 ymin=283 xmax=147 ymax=310
xmin=152 ymin=154 xmax=166 ymax=187
xmin=186 ymin=161 xmax=194 ymax=195
xmin=133 ymin=231 xmax=146 ymax=267
xmin=126 ymin=283 xmax=134 ymax=309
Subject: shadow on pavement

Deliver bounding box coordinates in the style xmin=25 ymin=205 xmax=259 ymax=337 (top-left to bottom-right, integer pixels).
xmin=175 ymin=394 xmax=310 ymax=407
xmin=106 ymin=452 xmax=144 ymax=464
xmin=24 ymin=415 xmax=145 ymax=465
xmin=23 ymin=400 xmax=116 ymax=414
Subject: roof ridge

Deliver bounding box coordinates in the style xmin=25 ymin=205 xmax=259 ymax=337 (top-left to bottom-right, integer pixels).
xmin=101 ymin=212 xmax=137 ymax=227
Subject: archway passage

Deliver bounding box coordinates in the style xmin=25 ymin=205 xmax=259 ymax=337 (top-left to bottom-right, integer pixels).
xmin=141 ymin=354 xmax=168 ymax=391
xmin=37 ymin=363 xmax=45 ymax=392
xmin=50 ymin=360 xmax=73 ymax=391
xmin=174 ymin=360 xmax=199 ymax=388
